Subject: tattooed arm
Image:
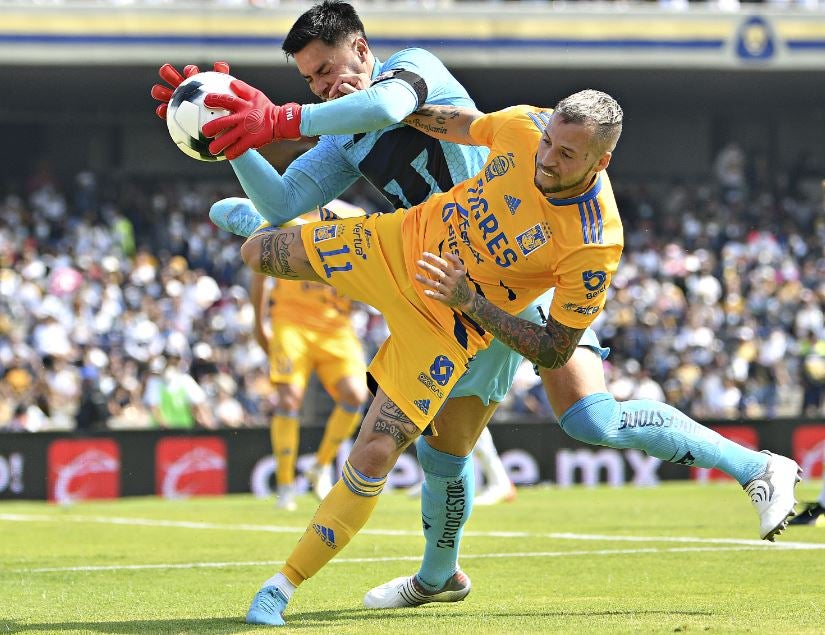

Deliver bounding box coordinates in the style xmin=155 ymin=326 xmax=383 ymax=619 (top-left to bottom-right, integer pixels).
xmin=416 ymin=252 xmax=585 ymax=369
xmin=403 ymin=105 xmax=483 ymax=145
xmin=461 ymin=294 xmax=584 ymax=369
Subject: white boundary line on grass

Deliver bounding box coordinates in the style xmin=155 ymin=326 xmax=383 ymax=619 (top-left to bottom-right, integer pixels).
xmin=1 ymin=512 xmax=823 ymax=549
xmin=3 ymin=511 xmax=824 ymax=574
xmin=11 ymin=544 xmax=825 ymax=574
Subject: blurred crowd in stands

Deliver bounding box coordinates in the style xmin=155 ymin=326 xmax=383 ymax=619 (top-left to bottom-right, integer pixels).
xmin=1 ymin=141 xmax=823 ymax=432
xmin=17 ymin=0 xmax=825 ymax=9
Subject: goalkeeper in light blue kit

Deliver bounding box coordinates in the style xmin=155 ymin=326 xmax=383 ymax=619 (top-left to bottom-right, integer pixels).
xmin=152 ymin=1 xmax=801 ymax=626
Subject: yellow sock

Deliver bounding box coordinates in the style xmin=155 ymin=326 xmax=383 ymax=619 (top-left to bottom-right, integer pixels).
xmin=271 ymin=414 xmax=299 ymax=487
xmin=315 ymin=406 xmax=361 ymax=466
xmin=281 ymin=460 xmax=386 ymax=586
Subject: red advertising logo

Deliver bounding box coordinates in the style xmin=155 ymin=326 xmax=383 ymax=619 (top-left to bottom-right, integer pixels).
xmin=792 ymin=425 xmax=825 ymax=479
xmin=48 ymin=439 xmax=120 ymax=504
xmin=691 ymin=426 xmax=758 ymax=482
xmin=155 ymin=437 xmax=227 ymax=498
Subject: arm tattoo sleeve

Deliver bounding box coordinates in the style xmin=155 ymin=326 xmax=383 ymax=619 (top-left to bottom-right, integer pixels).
xmin=403 ymin=105 xmax=467 ymax=141
xmin=258 ymin=232 xmax=300 ymax=279
xmin=465 ymin=294 xmax=585 ymax=369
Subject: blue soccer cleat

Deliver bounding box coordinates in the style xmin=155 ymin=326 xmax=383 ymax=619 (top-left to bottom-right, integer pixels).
xmin=245 ymin=585 xmax=289 ymax=626
xmin=209 ymin=197 xmax=266 ymax=238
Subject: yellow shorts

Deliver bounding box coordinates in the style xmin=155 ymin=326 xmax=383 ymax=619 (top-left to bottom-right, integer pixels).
xmin=300 ymin=212 xmax=482 ymax=430
xmin=269 ymin=322 xmax=366 ymax=402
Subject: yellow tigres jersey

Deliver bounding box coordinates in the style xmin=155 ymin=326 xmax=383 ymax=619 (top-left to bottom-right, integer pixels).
xmin=400 ymin=105 xmax=624 ymax=329
xmin=271 ymin=203 xmax=365 ymax=333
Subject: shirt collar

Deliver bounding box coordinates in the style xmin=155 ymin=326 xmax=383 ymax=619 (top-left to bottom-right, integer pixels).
xmin=545 ymin=174 xmax=603 ymax=207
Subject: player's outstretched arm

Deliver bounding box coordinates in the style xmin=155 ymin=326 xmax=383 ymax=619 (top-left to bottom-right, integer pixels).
xmin=203 ymin=71 xmax=424 ymax=158
xmin=416 ymin=252 xmax=584 ymax=369
xmin=403 ymin=105 xmax=482 ymax=146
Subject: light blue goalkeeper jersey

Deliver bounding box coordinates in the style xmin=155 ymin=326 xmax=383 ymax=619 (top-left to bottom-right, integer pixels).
xmin=230 ymin=48 xmax=488 ymax=220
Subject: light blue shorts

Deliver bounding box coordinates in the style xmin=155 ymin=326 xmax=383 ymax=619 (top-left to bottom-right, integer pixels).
xmin=449 ymin=288 xmax=609 ymax=406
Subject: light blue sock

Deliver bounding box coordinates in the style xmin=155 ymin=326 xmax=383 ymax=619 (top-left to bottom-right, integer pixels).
xmin=559 ymin=393 xmax=768 ymax=485
xmin=415 ymin=437 xmax=474 ymax=591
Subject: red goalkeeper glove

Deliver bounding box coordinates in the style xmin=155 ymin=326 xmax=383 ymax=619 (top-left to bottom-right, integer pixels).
xmin=150 ymin=61 xmax=230 ymax=120
xmin=202 ymin=79 xmax=302 ymax=160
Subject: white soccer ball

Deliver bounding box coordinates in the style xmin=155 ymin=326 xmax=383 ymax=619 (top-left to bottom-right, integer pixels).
xmin=166 ymin=71 xmax=235 ymax=162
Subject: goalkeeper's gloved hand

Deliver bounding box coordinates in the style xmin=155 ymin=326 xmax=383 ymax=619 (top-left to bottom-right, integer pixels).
xmin=150 ymin=61 xmax=231 ymax=120
xmin=201 ymin=79 xmax=302 ymax=160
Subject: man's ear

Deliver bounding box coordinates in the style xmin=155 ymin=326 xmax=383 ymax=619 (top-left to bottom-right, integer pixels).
xmin=595 ymin=151 xmax=612 ymax=173
xmin=354 ymin=36 xmax=369 ymax=60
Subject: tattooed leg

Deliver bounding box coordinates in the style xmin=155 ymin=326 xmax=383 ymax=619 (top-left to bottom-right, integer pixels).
xmin=348 ymin=389 xmax=422 ymax=477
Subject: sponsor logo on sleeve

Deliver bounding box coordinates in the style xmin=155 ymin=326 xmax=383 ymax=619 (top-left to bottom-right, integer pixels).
xmin=351 ymin=222 xmax=371 ymax=260
xmin=582 ymin=270 xmax=607 ymax=291
xmin=562 ymin=302 xmax=600 ymax=316
xmin=582 ymin=270 xmax=608 ymax=299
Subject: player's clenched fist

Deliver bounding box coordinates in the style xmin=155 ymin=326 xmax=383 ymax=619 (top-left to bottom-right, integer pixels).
xmin=202 ymin=80 xmax=303 ymax=160
xmin=150 ymin=61 xmax=230 ymax=120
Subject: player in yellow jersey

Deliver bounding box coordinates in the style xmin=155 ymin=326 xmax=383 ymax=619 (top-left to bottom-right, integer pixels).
xmin=251 ymin=200 xmax=369 ymax=511
xmin=236 ymin=89 xmax=801 ymax=626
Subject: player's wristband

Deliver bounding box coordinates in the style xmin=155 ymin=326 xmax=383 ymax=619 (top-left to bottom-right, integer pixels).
xmin=275 ymin=103 xmax=303 ymax=140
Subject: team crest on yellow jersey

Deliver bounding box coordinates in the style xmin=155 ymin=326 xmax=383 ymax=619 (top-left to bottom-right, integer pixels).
xmin=484 ymin=153 xmax=516 ymax=183
xmin=516 ymin=222 xmax=551 ymax=256
xmin=313 ymin=224 xmax=339 ymax=243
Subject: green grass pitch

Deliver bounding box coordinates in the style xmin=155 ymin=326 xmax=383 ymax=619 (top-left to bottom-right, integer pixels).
xmin=2 ymin=481 xmax=824 ymax=634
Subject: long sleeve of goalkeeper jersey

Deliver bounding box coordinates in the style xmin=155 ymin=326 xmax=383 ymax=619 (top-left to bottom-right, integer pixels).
xmin=228 ymin=151 xmax=328 ymax=226
xmin=298 ymin=75 xmax=420 ymax=137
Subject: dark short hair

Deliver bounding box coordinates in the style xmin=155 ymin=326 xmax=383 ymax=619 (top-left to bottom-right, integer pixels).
xmin=282 ymin=1 xmax=367 ymax=59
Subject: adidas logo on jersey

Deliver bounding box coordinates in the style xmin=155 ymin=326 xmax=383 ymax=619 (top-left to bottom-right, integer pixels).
xmin=313 ymin=523 xmax=337 ymax=549
xmin=414 ymin=399 xmax=431 ymax=415
xmin=504 ymin=194 xmax=521 ymax=215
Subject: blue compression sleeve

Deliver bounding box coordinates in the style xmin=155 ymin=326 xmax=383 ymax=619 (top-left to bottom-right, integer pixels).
xmin=300 ymin=80 xmax=419 ymax=137
xmin=229 ymin=151 xmax=327 ymax=226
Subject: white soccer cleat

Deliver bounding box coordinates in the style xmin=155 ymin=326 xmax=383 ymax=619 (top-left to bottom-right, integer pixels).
xmin=363 ymin=570 xmax=471 ymax=609
xmin=474 ymin=482 xmax=517 ymax=506
xmin=744 ymin=451 xmax=802 ymax=541
xmin=306 ymin=462 xmax=334 ymax=500
xmin=275 ymin=484 xmax=297 ymax=512
xmin=406 ymin=481 xmax=423 ymax=498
